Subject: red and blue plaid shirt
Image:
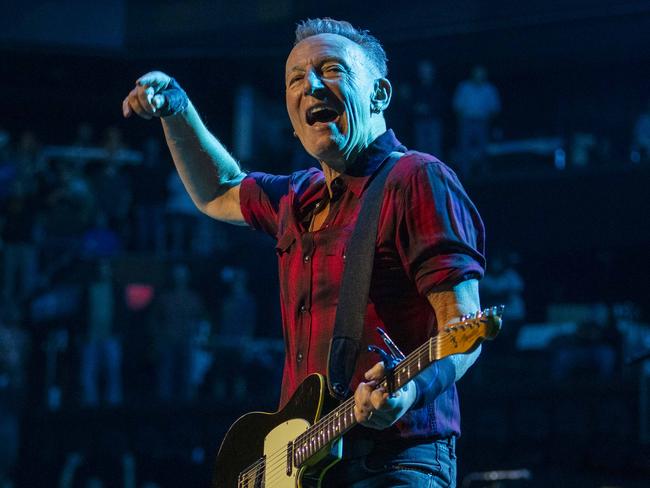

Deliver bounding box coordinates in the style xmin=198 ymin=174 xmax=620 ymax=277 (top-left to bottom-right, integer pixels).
xmin=240 ymin=130 xmax=485 ymax=439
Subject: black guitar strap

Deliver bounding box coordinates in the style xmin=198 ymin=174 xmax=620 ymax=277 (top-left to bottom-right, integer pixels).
xmin=327 ymin=151 xmax=404 ymax=400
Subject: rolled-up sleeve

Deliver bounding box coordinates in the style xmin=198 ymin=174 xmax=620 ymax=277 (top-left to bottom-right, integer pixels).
xmin=396 ymin=160 xmax=485 ymax=295
xmin=239 ymin=172 xmax=291 ymax=238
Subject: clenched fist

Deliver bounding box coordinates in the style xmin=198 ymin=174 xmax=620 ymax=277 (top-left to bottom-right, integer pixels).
xmin=122 ymin=71 xmax=188 ymax=119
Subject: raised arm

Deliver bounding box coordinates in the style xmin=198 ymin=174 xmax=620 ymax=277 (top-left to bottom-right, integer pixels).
xmin=122 ymin=71 xmax=247 ymax=225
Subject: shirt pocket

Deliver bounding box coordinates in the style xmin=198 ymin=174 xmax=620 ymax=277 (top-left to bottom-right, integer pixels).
xmin=316 ymin=238 xmax=347 ymax=301
xmin=275 ymin=231 xmax=296 ymax=256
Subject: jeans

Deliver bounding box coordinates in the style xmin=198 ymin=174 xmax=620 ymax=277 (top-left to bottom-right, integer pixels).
xmin=324 ymin=437 xmax=457 ymax=487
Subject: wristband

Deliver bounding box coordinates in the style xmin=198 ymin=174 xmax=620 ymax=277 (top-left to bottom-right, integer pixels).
xmin=411 ymin=356 xmax=457 ymax=409
xmin=158 ymin=77 xmax=189 ymax=117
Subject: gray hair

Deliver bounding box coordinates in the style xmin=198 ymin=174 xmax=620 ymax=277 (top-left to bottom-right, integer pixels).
xmin=294 ymin=18 xmax=388 ymax=77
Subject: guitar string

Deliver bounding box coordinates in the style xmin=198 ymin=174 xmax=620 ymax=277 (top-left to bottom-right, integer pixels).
xmin=256 ymin=321 xmax=491 ymax=488
xmin=245 ymin=310 xmax=499 ymax=480
xmin=244 ymin=318 xmax=493 ymax=487
xmin=246 ymin=330 xmax=470 ymax=486
xmin=241 ymin=333 xmax=443 ymax=483
xmin=260 ymin=333 xmax=451 ymax=488
xmin=245 ymin=311 xmax=500 ymax=485
xmin=244 ymin=326 xmax=478 ymax=487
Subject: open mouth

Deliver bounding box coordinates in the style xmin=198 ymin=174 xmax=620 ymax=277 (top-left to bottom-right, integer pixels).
xmin=306 ymin=104 xmax=341 ymax=125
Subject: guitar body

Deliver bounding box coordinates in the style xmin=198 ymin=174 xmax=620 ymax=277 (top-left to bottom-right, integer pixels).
xmin=212 ymin=306 xmax=504 ymax=488
xmin=212 ymin=374 xmax=342 ymax=488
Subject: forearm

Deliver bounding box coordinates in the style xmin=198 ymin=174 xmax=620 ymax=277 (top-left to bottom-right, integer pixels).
xmin=412 ymin=279 xmax=482 ymax=408
xmin=161 ymin=102 xmax=245 ymax=211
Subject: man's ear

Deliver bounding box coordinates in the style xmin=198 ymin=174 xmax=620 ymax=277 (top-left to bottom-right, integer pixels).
xmin=371 ymin=78 xmax=392 ymax=112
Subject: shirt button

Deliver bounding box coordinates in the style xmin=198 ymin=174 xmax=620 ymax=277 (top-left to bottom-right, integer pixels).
xmin=297 ymin=351 xmax=304 ymax=363
xmin=303 ymin=255 xmax=310 ymax=263
xmin=300 ymin=304 xmax=307 ymax=313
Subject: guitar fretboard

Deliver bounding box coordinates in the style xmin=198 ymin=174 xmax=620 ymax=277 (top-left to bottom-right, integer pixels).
xmin=291 ymin=306 xmax=503 ymax=467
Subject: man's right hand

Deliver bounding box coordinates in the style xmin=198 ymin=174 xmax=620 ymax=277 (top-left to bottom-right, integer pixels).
xmin=122 ymin=71 xmax=246 ymax=225
xmin=122 ymin=71 xmax=183 ymax=119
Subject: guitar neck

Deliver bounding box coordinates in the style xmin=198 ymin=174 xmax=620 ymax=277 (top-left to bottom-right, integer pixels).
xmin=292 ymin=306 xmax=503 ymax=467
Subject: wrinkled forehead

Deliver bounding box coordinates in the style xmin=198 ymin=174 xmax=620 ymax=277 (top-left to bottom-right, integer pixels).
xmin=285 ymin=33 xmax=371 ymax=76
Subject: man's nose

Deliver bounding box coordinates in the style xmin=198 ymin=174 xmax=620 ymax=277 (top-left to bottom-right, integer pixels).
xmin=304 ymin=70 xmax=326 ymax=97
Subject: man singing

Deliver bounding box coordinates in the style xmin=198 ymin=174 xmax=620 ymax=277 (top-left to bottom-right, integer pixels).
xmin=123 ymin=18 xmax=485 ymax=487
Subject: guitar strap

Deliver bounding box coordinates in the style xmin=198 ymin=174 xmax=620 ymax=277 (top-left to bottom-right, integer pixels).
xmin=327 ymin=151 xmax=404 ymax=400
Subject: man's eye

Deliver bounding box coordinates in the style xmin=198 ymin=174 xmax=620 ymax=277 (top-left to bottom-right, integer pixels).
xmin=289 ymin=75 xmax=303 ymax=85
xmin=324 ymin=65 xmax=344 ymax=73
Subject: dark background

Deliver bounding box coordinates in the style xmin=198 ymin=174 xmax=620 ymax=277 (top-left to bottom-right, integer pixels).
xmin=1 ymin=1 xmax=650 ymax=487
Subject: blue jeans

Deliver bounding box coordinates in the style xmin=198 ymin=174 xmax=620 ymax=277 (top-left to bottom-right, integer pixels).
xmin=324 ymin=438 xmax=457 ymax=487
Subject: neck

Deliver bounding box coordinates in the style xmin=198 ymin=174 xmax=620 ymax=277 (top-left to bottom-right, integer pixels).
xmin=319 ymin=163 xmax=341 ymax=195
xmin=319 ymin=120 xmax=386 ymax=193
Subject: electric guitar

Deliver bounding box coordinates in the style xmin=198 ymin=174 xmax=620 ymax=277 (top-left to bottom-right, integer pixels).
xmin=212 ymin=306 xmax=504 ymax=487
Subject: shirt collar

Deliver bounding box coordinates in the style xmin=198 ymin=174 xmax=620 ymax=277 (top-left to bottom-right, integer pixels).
xmin=336 ymin=129 xmax=407 ymax=198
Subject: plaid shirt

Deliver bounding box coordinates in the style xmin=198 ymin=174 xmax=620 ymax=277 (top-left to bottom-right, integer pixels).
xmin=240 ymin=130 xmax=485 ymax=439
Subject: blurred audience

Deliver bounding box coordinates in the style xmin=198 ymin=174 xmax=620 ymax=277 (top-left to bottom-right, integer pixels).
xmin=131 ymin=138 xmax=168 ymax=255
xmin=14 ymin=131 xmax=45 ymax=194
xmin=149 ymin=264 xmax=206 ymax=403
xmin=413 ymin=59 xmax=445 ymax=157
xmin=1 ymin=180 xmax=41 ymax=314
xmin=80 ymin=260 xmax=123 ymax=407
xmin=453 ymin=65 xmax=501 ymax=177
xmin=86 ymin=157 xmax=132 ymax=238
xmin=0 ymin=310 xmax=29 ymax=487
xmin=481 ymin=252 xmax=526 ymax=323
xmin=102 ymin=126 xmax=128 ymax=159
xmin=219 ymin=266 xmax=256 ymax=339
xmin=58 ymin=451 xmax=159 ymax=488
xmin=632 ymin=98 xmax=650 ymax=163
xmin=43 ymin=161 xmax=94 ymax=253
xmin=73 ymin=123 xmax=95 ymax=148
xmin=165 ymin=174 xmax=201 ymax=257
xmin=81 ymin=212 xmax=122 ymax=261
xmin=481 ymin=252 xmax=525 ymax=351
xmin=550 ymin=307 xmax=622 ymax=381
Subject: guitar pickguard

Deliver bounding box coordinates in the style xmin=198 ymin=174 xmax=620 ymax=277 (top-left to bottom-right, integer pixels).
xmin=258 ymin=418 xmax=310 ymax=488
